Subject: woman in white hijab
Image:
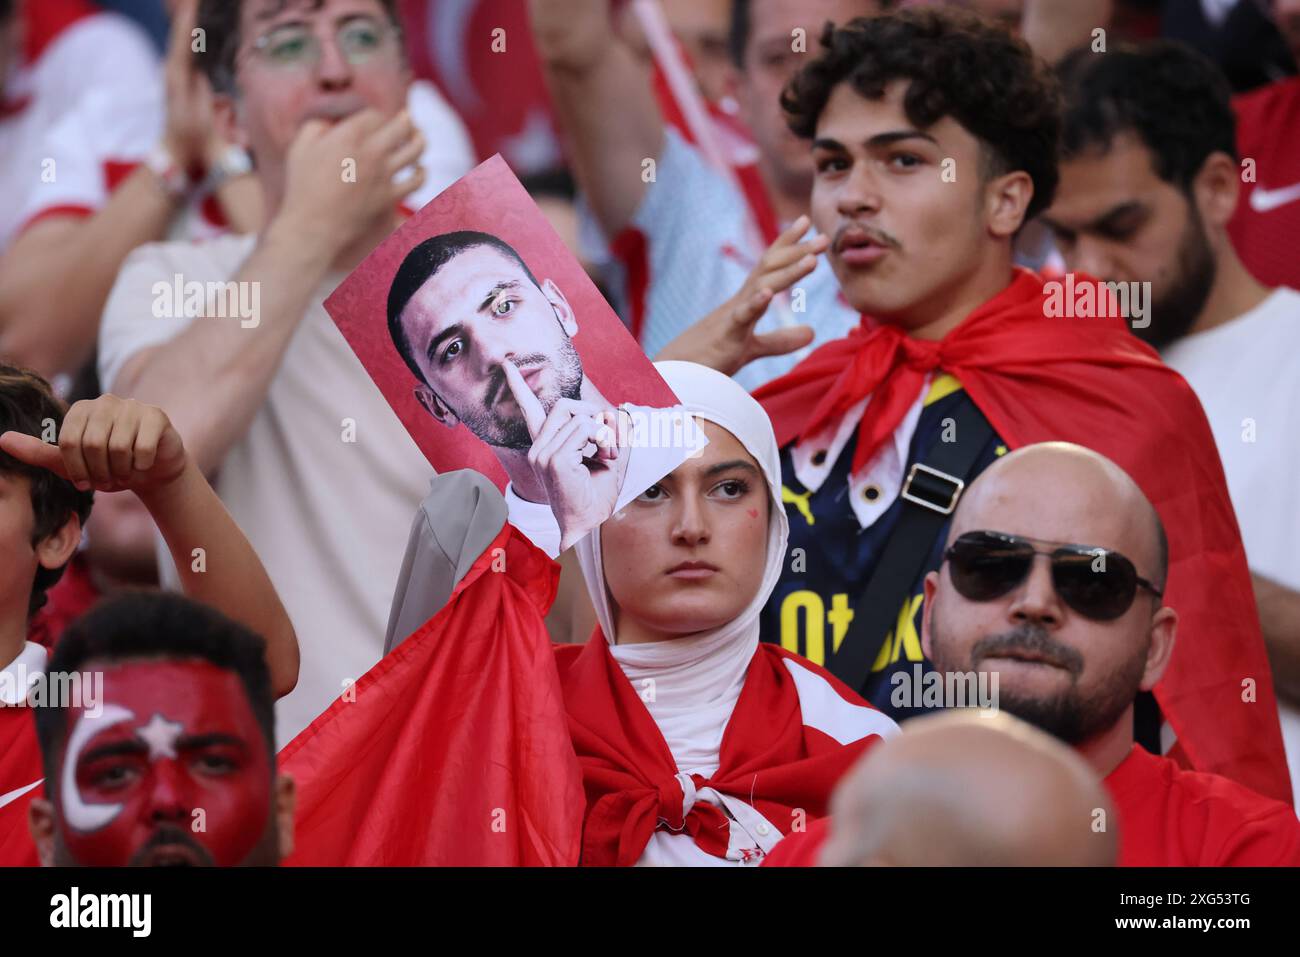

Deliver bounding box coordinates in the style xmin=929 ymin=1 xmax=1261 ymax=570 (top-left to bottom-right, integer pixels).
xmin=286 ymin=362 xmax=896 ymax=867
xmin=559 ymin=361 xmax=898 ymax=866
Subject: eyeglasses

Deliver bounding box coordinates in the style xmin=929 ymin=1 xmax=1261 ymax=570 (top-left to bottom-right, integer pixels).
xmin=943 ymin=530 xmax=1162 ymax=622
xmin=249 ymin=16 xmax=398 ymax=71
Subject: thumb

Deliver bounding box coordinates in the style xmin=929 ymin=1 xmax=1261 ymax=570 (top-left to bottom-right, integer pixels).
xmin=0 ymin=432 xmax=69 ymax=479
xmin=750 ymin=325 xmax=815 ymax=360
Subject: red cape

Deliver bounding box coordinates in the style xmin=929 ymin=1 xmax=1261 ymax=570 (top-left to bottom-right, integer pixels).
xmin=754 ymin=268 xmax=1292 ymax=803
xmin=555 ymin=635 xmax=891 ymax=866
xmin=279 ymin=525 xmax=584 ymax=866
xmin=0 ymin=710 xmax=43 ymax=867
xmin=280 ymin=524 xmax=887 ymax=865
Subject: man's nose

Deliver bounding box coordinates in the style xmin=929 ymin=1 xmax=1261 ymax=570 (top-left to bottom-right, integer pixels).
xmin=836 ymin=161 xmax=884 ymax=218
xmin=314 ymin=34 xmax=355 ymax=90
xmin=144 ymin=761 xmax=191 ymax=825
xmin=1070 ymin=237 xmax=1117 ymax=282
xmin=1007 ymin=555 xmax=1065 ymax=628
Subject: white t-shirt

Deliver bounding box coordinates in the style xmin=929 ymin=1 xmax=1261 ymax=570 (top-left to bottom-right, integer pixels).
xmin=0 ymin=12 xmax=160 ymax=249
xmin=98 ymin=233 xmax=435 ymax=746
xmin=503 ymin=402 xmax=707 ymax=558
xmin=1162 ymin=286 xmax=1300 ymax=805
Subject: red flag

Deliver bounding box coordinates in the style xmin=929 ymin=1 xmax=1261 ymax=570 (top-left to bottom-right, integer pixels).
xmin=0 ymin=710 xmax=43 ymax=866
xmin=755 ymin=268 xmax=1293 ymax=804
xmin=279 ymin=525 xmax=584 ymax=866
xmin=558 ymin=637 xmax=895 ymax=866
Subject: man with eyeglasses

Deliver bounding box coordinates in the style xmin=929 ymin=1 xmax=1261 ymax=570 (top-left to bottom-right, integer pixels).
xmin=97 ymin=0 xmax=438 ymax=746
xmin=768 ymin=441 xmax=1300 ymax=866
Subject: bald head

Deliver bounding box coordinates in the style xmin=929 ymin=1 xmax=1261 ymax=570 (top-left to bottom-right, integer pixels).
xmin=820 ymin=711 xmax=1118 ymax=867
xmin=950 ymin=442 xmax=1166 ymax=591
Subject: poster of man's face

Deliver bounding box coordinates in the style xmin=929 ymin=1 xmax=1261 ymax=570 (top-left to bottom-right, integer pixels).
xmin=388 ymin=232 xmax=585 ymax=451
xmin=326 ymin=156 xmax=704 ymax=558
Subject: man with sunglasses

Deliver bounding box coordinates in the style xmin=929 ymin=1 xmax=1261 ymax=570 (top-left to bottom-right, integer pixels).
xmin=96 ymin=0 xmax=436 ymax=745
xmin=921 ymin=443 xmax=1300 ymax=865
xmin=768 ymin=441 xmax=1300 ymax=865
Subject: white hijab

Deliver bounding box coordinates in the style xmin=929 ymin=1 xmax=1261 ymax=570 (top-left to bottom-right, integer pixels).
xmin=574 ymin=361 xmax=789 ymax=775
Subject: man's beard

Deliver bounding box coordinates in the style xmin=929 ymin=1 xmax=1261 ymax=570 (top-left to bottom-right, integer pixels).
xmin=125 ymin=824 xmax=216 ymax=867
xmin=458 ymin=339 xmax=584 ymax=451
xmin=929 ymin=618 xmax=1148 ymax=746
xmin=1138 ymin=201 xmax=1217 ymax=350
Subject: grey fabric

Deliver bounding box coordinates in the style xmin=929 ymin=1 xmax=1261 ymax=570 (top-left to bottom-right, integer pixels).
xmin=383 ymin=470 xmax=509 ymax=656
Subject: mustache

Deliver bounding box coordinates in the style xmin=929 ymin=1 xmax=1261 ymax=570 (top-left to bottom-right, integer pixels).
xmin=129 ymin=824 xmax=215 ymax=866
xmin=832 ymin=222 xmax=902 ymax=254
xmin=485 ymin=353 xmax=550 ymax=411
xmin=970 ymin=624 xmax=1084 ymax=677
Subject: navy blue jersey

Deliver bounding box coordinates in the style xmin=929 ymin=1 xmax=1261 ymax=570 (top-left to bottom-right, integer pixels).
xmin=759 ymin=378 xmax=1006 ymax=722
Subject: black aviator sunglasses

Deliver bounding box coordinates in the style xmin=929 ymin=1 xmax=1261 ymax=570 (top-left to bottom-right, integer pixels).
xmin=943 ymin=530 xmax=1163 ymax=621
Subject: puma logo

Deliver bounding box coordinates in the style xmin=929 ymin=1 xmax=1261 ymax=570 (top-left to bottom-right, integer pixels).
xmin=782 ymin=485 xmax=816 ymax=526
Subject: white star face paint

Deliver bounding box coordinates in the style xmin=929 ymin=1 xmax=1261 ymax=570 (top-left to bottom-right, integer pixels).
xmin=137 ymin=713 xmax=184 ymax=762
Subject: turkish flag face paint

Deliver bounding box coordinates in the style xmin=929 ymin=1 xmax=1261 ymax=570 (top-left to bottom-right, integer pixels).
xmin=54 ymin=660 xmax=273 ymax=867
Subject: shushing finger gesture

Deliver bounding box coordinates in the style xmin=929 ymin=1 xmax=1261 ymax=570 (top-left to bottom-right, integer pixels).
xmin=503 ymin=360 xmax=631 ymax=552
xmin=0 ymin=395 xmax=188 ymax=495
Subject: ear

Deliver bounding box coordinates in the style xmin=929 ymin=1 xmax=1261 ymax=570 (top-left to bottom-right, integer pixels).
xmin=920 ymin=570 xmax=940 ymax=660
xmin=36 ymin=514 xmax=81 ymax=573
xmin=541 ymin=278 xmax=578 ymax=338
xmin=274 ymin=774 xmax=297 ymax=859
xmin=414 ymin=385 xmax=458 ymax=428
xmin=1190 ymin=151 xmax=1240 ymax=231
xmin=984 ymin=170 xmax=1036 ymax=239
xmin=1138 ymin=605 xmax=1178 ymax=691
xmin=212 ymin=92 xmax=249 ymax=152
xmin=28 ymin=797 xmax=56 ymax=867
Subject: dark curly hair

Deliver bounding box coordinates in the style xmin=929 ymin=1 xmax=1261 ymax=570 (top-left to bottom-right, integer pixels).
xmin=196 ymin=0 xmax=403 ymax=95
xmin=0 ymin=364 xmax=93 ymax=617
xmin=35 ymin=592 xmax=276 ymax=786
xmin=781 ymin=9 xmax=1062 ymax=221
xmin=1057 ymin=41 xmax=1236 ymax=194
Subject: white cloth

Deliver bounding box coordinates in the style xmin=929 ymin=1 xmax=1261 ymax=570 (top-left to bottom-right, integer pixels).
xmin=575 ymin=360 xmax=791 ymax=865
xmin=1162 ymin=287 xmax=1300 ymax=806
xmin=14 ymin=72 xmax=471 ymax=248
xmin=98 ymin=233 xmax=435 ymax=746
xmin=503 ymin=401 xmax=706 ymax=558
xmin=585 ymin=128 xmax=859 ymax=390
xmin=0 ymin=642 xmax=47 ymax=707
xmin=0 ymin=12 xmax=160 ymax=249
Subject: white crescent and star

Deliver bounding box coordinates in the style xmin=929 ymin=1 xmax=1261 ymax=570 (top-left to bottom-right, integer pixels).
xmin=60 ymin=708 xmax=185 ymax=833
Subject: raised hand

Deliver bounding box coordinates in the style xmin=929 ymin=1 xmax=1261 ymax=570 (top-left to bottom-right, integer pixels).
xmin=278 ymin=107 xmax=426 ymax=258
xmin=655 ymin=215 xmax=827 ymax=375
xmin=503 ymin=360 xmax=630 ymax=551
xmin=0 ymin=395 xmax=188 ymax=494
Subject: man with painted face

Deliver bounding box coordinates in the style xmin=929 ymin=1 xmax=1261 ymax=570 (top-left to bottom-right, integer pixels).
xmin=743 ymin=8 xmax=1291 ymax=802
xmin=28 ymin=593 xmax=293 ymax=867
xmin=0 ymin=368 xmax=297 ymax=866
xmin=388 ymin=230 xmax=705 ymax=557
xmin=1042 ymin=41 xmax=1300 ymax=804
